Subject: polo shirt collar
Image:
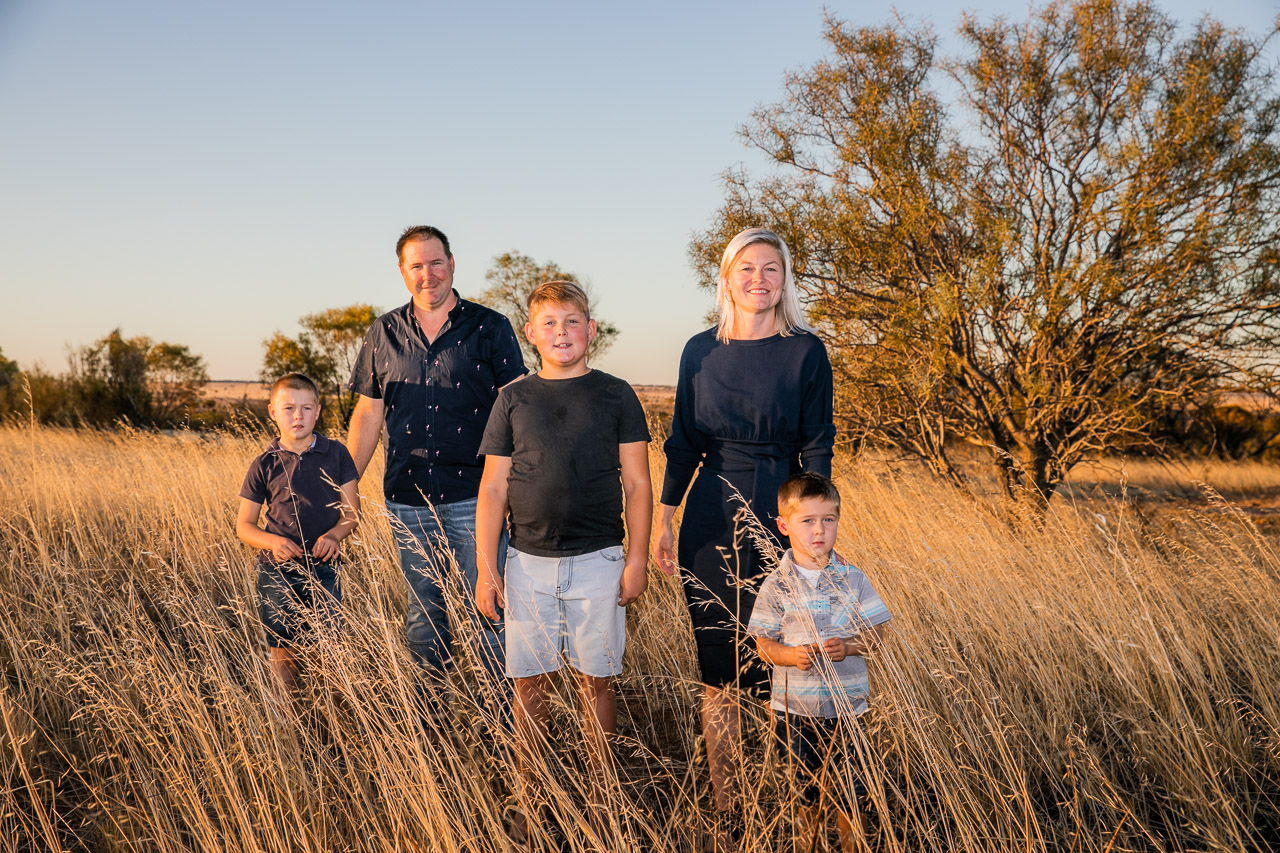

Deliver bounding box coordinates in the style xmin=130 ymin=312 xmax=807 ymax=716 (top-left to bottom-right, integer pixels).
xmin=265 ymin=433 xmax=324 ymax=455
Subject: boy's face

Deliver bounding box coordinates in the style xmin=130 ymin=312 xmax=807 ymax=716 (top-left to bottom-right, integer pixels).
xmin=525 ymin=302 xmax=596 ymax=370
xmin=268 ymin=387 xmax=320 ymax=443
xmin=777 ymin=496 xmax=840 ymax=567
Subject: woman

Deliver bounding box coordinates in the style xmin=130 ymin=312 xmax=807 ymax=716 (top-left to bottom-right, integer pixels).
xmin=653 ymin=227 xmax=835 ymax=847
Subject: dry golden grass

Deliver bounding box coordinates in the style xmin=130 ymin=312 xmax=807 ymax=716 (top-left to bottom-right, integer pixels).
xmin=1 ymin=424 xmax=1278 ymax=852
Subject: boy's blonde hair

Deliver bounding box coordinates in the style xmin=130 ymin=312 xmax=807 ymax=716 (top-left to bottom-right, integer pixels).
xmin=527 ymin=280 xmax=591 ymax=320
xmin=715 ymin=227 xmax=811 ymax=343
xmin=270 ymin=372 xmax=321 ymax=403
xmin=777 ymin=472 xmax=841 ymax=518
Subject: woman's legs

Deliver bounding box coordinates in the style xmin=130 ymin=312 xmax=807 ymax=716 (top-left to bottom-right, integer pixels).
xmin=702 ymin=685 xmax=742 ymax=813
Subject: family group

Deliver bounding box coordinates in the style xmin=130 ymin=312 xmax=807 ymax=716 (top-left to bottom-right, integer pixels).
xmin=234 ymin=224 xmax=892 ymax=852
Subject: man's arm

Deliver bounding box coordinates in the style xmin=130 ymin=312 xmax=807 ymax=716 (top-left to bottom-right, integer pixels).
xmin=235 ymin=498 xmax=304 ymax=563
xmin=474 ymin=454 xmax=512 ymax=621
xmin=346 ymin=394 xmax=385 ymax=479
xmin=618 ymin=441 xmax=653 ymax=607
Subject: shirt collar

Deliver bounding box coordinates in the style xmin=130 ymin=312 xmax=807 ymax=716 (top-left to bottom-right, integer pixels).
xmin=398 ymin=290 xmax=467 ymax=340
xmin=267 ymin=433 xmax=323 ymax=455
xmin=780 ymin=548 xmax=837 ymax=575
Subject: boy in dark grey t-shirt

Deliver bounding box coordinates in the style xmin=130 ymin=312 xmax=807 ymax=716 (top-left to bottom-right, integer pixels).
xmin=475 ymin=281 xmax=651 ymax=840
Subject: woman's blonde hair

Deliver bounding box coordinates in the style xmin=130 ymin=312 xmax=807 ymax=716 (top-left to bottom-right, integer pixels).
xmin=714 ymin=227 xmax=810 ymax=342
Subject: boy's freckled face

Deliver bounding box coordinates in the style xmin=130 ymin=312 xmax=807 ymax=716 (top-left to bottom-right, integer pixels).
xmin=777 ymin=497 xmax=840 ymax=568
xmin=525 ymin=302 xmax=596 ymax=373
xmin=268 ymin=388 xmax=320 ymax=444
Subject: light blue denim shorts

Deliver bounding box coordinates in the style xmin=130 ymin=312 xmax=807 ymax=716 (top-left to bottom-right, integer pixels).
xmin=504 ymin=545 xmax=627 ymax=678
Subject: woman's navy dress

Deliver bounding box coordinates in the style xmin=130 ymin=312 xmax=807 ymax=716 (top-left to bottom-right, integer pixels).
xmin=660 ymin=329 xmax=835 ymax=688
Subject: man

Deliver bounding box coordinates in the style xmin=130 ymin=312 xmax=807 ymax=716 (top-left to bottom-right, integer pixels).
xmin=348 ymin=225 xmax=526 ymax=687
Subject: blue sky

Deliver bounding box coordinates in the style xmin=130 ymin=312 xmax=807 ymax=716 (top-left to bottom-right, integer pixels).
xmin=2 ymin=0 xmax=1275 ymax=384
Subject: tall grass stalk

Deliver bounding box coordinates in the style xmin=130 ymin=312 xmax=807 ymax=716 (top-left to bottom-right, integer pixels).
xmin=1 ymin=425 xmax=1277 ymax=851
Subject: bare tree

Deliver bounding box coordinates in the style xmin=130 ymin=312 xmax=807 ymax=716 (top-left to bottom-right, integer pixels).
xmin=692 ymin=0 xmax=1280 ymax=506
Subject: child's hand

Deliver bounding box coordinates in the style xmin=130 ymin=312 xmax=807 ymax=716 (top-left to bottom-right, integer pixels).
xmin=618 ymin=558 xmax=648 ymax=607
xmin=270 ymin=535 xmax=305 ymax=564
xmin=474 ymin=577 xmax=505 ymax=621
xmin=823 ymin=637 xmax=849 ymax=662
xmin=792 ymin=644 xmax=817 ymax=672
xmin=312 ymin=533 xmax=341 ymax=562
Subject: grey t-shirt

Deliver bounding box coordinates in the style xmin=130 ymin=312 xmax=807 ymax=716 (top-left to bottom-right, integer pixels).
xmin=480 ymin=370 xmax=651 ymax=557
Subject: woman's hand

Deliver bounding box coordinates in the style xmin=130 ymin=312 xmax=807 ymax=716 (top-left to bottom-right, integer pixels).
xmin=652 ymin=511 xmax=678 ymax=576
xmin=653 ymin=526 xmax=676 ymax=576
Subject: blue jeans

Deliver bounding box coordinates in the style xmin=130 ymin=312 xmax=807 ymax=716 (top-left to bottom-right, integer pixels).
xmin=386 ymin=497 xmax=506 ymax=681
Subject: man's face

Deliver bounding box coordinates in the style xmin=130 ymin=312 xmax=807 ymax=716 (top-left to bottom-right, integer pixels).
xmin=399 ymin=237 xmax=456 ymax=312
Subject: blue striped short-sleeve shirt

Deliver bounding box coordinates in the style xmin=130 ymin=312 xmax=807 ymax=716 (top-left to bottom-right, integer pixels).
xmin=747 ymin=550 xmax=892 ymax=718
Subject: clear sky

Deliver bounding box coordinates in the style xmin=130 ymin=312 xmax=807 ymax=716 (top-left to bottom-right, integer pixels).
xmin=2 ymin=0 xmax=1275 ymax=384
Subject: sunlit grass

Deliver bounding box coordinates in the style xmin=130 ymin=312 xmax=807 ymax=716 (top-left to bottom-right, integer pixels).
xmin=1 ymin=424 xmax=1277 ymax=851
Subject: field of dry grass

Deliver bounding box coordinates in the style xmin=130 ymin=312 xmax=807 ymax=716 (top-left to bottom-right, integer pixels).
xmin=1 ymin=424 xmax=1278 ymax=852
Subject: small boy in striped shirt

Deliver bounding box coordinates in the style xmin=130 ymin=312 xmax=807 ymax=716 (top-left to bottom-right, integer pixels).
xmin=747 ymin=472 xmax=892 ymax=853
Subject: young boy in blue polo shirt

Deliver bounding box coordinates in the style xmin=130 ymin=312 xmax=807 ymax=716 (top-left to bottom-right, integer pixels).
xmin=748 ymin=472 xmax=891 ymax=853
xmin=236 ymin=372 xmax=360 ymax=697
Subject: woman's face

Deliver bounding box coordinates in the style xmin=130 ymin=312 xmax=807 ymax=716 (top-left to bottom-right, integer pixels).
xmin=726 ymin=242 xmax=785 ymax=317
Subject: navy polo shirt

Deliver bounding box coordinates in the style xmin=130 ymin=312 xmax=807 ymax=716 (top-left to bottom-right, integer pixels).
xmin=239 ymin=433 xmax=358 ymax=567
xmin=348 ymin=293 xmax=527 ymax=506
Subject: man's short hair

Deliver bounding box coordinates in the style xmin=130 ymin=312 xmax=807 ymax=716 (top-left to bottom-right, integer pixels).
xmin=270 ymin=372 xmax=321 ymax=403
xmin=777 ymin=472 xmax=841 ymax=517
xmin=396 ymin=225 xmax=452 ymax=263
xmin=527 ymin=280 xmax=591 ymax=321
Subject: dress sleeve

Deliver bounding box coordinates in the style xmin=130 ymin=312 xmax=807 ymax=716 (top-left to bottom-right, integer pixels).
xmin=799 ymin=336 xmax=836 ymax=477
xmin=660 ymin=339 xmax=708 ymax=506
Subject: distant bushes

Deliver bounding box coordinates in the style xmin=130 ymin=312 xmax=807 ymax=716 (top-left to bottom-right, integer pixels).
xmin=1147 ymin=399 xmax=1280 ymax=462
xmin=0 ymin=331 xmax=218 ymax=429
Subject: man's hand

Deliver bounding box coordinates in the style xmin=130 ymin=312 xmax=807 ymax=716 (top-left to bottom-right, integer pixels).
xmin=618 ymin=558 xmax=648 ymax=607
xmin=270 ymin=535 xmax=305 ymax=564
xmin=475 ymin=576 xmax=505 ymax=621
xmin=312 ymin=533 xmax=341 ymax=562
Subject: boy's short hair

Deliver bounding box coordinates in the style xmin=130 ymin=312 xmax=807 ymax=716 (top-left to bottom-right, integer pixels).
xmin=777 ymin=472 xmax=841 ymax=517
xmin=270 ymin=372 xmax=321 ymax=403
xmin=527 ymin=280 xmax=591 ymax=321
xmin=396 ymin=225 xmax=452 ymax=263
